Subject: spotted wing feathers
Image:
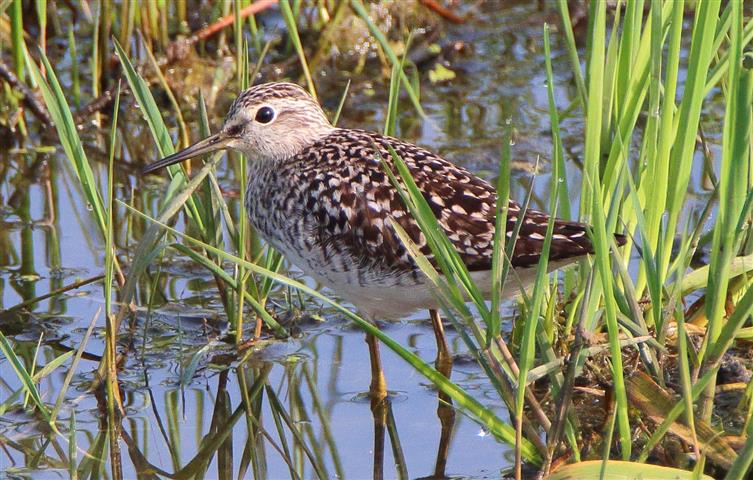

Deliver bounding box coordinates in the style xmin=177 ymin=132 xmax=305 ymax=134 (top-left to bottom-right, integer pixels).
xmin=296 ymin=129 xmax=616 ymax=276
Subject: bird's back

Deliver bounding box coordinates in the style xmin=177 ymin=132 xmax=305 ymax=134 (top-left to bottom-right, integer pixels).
xmin=245 ymin=129 xmax=609 ymax=296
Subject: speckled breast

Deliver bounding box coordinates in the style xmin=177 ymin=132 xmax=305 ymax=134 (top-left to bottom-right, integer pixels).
xmin=244 ymin=158 xmax=416 ymax=290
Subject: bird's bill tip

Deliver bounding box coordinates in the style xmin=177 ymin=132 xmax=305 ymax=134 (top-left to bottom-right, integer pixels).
xmin=142 ymin=133 xmax=228 ymax=174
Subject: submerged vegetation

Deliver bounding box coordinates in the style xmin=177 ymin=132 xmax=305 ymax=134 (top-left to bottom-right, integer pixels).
xmin=1 ymin=0 xmax=753 ymax=478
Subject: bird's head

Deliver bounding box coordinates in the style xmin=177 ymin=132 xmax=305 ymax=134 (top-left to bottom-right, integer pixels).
xmin=143 ymin=82 xmax=334 ymax=174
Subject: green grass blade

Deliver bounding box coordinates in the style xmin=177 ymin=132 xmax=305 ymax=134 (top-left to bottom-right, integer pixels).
xmin=235 ymin=38 xmax=251 ymax=341
xmin=725 ymin=421 xmax=753 ymax=480
xmin=24 ymin=47 xmax=107 ymax=237
xmin=105 ymin=82 xmax=120 ymax=317
xmin=112 ymin=38 xmax=173 ymax=156
xmin=112 ymin=38 xmax=206 ymax=232
xmin=661 ymin=0 xmax=720 ymax=279
xmin=68 ymin=27 xmax=80 ymax=108
xmin=31 ymin=351 xmax=75 ymax=381
xmin=698 ymin=1 xmax=751 ymax=421
xmin=68 ymin=410 xmax=78 ymax=479
xmin=384 ymin=64 xmax=400 ymax=136
xmin=635 ymin=0 xmax=684 ymax=296
xmin=280 ymin=0 xmax=317 ymax=100
xmin=513 ymin=149 xmax=561 ymax=472
xmin=10 ymin=0 xmax=23 ymax=79
xmin=383 ymin=32 xmax=414 ymax=137
xmin=487 ymin=124 xmax=511 ymax=345
xmin=555 ymin=0 xmax=587 ymax=110
xmin=581 ymin=0 xmax=631 ymax=458
xmin=50 ymin=308 xmax=100 ymax=424
xmin=543 ymin=23 xmax=571 ymax=222
xmin=0 ymin=331 xmax=50 ymax=422
xmin=331 ymin=79 xmax=351 ymax=127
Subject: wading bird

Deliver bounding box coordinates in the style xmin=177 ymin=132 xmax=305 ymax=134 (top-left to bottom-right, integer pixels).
xmin=143 ymin=82 xmax=625 ymax=398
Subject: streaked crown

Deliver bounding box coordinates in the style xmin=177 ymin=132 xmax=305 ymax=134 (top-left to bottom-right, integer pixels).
xmin=221 ymin=82 xmax=335 ymax=161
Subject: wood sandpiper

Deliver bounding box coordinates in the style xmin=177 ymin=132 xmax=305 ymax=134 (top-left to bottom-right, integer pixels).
xmin=144 ymin=82 xmax=626 ymax=397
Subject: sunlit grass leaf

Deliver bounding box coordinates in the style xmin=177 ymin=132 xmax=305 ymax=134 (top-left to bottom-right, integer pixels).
xmin=279 ymin=0 xmax=316 ymax=100
xmin=113 ymin=38 xmax=172 ymax=156
xmin=68 ymin=410 xmax=78 ymax=480
xmin=384 ymin=64 xmax=400 ymax=136
xmin=671 ymin=253 xmax=753 ymax=296
xmin=700 ymin=1 xmax=753 ymax=383
xmin=554 ymin=0 xmax=587 ymax=110
xmin=180 ymin=344 xmax=212 ymax=387
xmin=112 ymin=38 xmax=205 ymax=231
xmin=23 ymin=46 xmax=107 ymax=238
xmin=548 ymin=460 xmax=714 ymax=480
xmin=627 ymin=372 xmax=736 ymax=469
xmin=51 ymin=308 xmax=100 ymax=424
xmin=32 ymin=351 xmax=75 ymax=381
xmin=331 ymin=79 xmax=350 ymax=127
xmin=10 ymin=0 xmax=24 ymax=80
xmin=580 ymin=0 xmax=631 ymax=459
xmin=660 ymin=1 xmax=721 ymax=280
xmin=0 ymin=330 xmax=50 ymax=422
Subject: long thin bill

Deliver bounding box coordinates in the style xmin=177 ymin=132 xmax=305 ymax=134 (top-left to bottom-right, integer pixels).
xmin=142 ymin=133 xmax=228 ymax=174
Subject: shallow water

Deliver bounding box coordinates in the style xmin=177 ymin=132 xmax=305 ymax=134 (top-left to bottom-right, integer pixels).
xmin=0 ymin=2 xmax=717 ymax=478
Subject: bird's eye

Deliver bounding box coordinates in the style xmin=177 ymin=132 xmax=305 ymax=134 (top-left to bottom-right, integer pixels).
xmin=255 ymin=106 xmax=275 ymax=124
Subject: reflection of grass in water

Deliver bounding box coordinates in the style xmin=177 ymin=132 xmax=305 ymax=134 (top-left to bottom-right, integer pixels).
xmin=1 ymin=1 xmax=753 ymax=478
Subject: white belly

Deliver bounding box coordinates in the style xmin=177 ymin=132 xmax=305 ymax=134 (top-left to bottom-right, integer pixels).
xmin=283 ymin=245 xmax=579 ymax=320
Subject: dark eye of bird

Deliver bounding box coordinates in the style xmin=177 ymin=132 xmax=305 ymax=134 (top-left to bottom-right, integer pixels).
xmin=255 ymin=106 xmax=275 ymax=124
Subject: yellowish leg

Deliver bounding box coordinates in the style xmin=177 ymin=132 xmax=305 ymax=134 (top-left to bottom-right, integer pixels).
xmin=433 ymin=404 xmax=455 ymax=479
xmin=365 ymin=332 xmax=388 ymax=479
xmin=365 ymin=332 xmax=388 ymax=402
xmin=429 ymin=309 xmax=456 ymax=479
xmin=429 ymin=309 xmax=452 ymax=374
xmin=371 ymin=394 xmax=387 ymax=480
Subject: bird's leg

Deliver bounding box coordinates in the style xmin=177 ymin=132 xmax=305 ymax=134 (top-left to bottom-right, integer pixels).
xmin=365 ymin=331 xmax=388 ymax=480
xmin=429 ymin=309 xmax=455 ymax=479
xmin=429 ymin=309 xmax=452 ymax=375
xmin=371 ymin=394 xmax=387 ymax=480
xmin=365 ymin=332 xmax=388 ymax=402
xmin=433 ymin=408 xmax=454 ymax=478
